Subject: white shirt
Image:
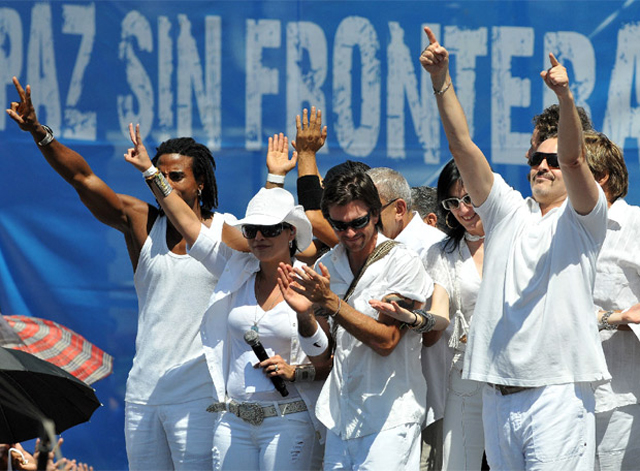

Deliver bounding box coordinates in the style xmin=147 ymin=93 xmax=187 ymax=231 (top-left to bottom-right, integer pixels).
xmin=592 ymin=199 xmax=640 ymax=413
xmin=315 ymin=233 xmax=432 ymax=439
xmin=463 ymin=174 xmax=610 ymax=387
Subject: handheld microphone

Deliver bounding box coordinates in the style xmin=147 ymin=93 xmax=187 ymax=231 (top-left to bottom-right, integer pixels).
xmin=244 ymin=330 xmax=289 ymax=397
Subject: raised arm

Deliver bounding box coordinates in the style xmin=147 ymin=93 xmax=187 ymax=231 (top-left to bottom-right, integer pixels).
xmin=541 ymin=53 xmax=600 ymax=215
xmin=6 ymin=77 xmax=147 ymax=235
xmin=265 ymin=133 xmax=297 ymax=189
xmin=124 ymin=124 xmax=202 ymax=246
xmin=420 ymin=28 xmax=493 ymax=206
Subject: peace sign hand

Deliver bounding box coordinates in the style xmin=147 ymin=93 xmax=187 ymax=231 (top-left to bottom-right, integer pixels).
xmin=6 ymin=76 xmax=39 ymax=132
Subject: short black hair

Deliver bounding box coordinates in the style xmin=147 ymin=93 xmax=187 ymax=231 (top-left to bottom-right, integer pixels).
xmin=153 ymin=137 xmax=218 ymax=213
xmin=533 ymin=104 xmax=593 ymax=144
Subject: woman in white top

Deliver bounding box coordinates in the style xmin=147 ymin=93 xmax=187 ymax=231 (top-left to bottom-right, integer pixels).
xmin=426 ymin=159 xmax=486 ymax=471
xmin=125 ymin=124 xmax=330 ymax=470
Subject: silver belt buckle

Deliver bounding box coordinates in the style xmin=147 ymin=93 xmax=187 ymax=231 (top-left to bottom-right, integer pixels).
xmin=238 ymin=402 xmax=264 ymax=426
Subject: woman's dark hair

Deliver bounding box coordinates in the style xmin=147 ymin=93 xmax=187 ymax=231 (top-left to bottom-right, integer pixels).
xmin=283 ymin=223 xmax=299 ymax=257
xmin=437 ymin=159 xmax=465 ymax=253
xmin=321 ymin=170 xmax=382 ymax=230
xmin=153 ymin=137 xmax=219 ymax=214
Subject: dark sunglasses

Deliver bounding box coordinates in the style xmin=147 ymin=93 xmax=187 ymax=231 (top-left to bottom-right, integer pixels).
xmin=528 ymin=151 xmax=559 ymax=169
xmin=441 ymin=194 xmax=473 ymax=211
xmin=327 ymin=212 xmax=371 ymax=232
xmin=241 ymin=223 xmax=290 ymax=239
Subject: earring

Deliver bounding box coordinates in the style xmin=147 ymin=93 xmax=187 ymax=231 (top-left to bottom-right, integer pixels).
xmin=289 ymin=240 xmax=293 ymax=248
xmin=197 ymin=188 xmax=202 ymax=197
xmin=445 ymin=212 xmax=458 ymax=229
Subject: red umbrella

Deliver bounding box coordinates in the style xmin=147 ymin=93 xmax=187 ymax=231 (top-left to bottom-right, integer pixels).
xmin=2 ymin=315 xmax=113 ymax=385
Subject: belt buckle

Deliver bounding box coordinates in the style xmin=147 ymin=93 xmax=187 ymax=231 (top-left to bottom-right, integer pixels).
xmin=237 ymin=402 xmax=264 ymax=426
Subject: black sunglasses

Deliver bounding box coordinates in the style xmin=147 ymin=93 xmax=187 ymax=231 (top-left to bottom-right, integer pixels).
xmin=241 ymin=223 xmax=290 ymax=239
xmin=327 ymin=212 xmax=371 ymax=232
xmin=441 ymin=194 xmax=473 ymax=211
xmin=528 ymin=151 xmax=559 ymax=169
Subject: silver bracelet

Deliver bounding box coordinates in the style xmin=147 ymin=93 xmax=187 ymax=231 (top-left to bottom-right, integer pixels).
xmin=329 ymin=298 xmax=342 ymax=318
xmin=600 ymin=310 xmax=616 ymax=331
xmin=412 ymin=309 xmax=437 ymax=334
xmin=293 ymin=364 xmax=316 ymax=383
xmin=37 ymin=124 xmax=54 ymax=147
xmin=433 ymin=80 xmax=452 ymax=96
xmin=146 ymin=171 xmax=173 ymax=197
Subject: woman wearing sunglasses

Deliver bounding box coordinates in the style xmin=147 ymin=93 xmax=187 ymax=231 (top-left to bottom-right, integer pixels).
xmin=124 ymin=124 xmax=329 ymax=470
xmin=430 ymin=159 xmax=486 ymax=470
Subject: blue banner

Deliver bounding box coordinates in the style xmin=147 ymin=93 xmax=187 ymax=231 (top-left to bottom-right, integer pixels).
xmin=1 ymin=1 xmax=639 ymax=468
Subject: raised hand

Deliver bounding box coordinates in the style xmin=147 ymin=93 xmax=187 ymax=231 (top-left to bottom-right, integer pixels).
xmin=419 ymin=27 xmax=449 ymax=79
xmin=292 ymin=106 xmax=327 ymax=155
xmin=124 ymin=123 xmax=153 ymax=172
xmin=540 ymin=53 xmax=569 ymax=97
xmin=6 ymin=76 xmax=39 ymax=132
xmin=266 ymin=132 xmax=297 ymax=176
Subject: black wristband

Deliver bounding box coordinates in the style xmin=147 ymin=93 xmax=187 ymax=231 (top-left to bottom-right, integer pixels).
xmin=297 ymin=175 xmax=323 ymax=211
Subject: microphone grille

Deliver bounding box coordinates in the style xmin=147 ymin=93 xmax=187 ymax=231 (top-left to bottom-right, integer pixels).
xmin=244 ymin=329 xmax=259 ymax=346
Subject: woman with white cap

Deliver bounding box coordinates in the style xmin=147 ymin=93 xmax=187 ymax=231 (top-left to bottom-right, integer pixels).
xmin=124 ymin=124 xmax=329 ymax=470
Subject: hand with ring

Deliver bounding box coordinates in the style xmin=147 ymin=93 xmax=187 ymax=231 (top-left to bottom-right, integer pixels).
xmin=255 ymin=354 xmax=295 ymax=381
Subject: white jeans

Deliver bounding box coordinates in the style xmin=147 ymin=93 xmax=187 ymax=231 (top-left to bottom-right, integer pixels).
xmin=442 ymin=362 xmax=484 ymax=470
xmin=482 ymin=382 xmax=595 ymax=470
xmin=596 ymin=403 xmax=640 ymax=470
xmin=323 ymin=422 xmax=421 ymax=470
xmin=211 ymin=409 xmax=323 ymax=470
xmin=125 ymin=398 xmax=215 ymax=471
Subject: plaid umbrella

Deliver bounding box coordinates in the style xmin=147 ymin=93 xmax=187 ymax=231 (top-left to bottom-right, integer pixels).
xmin=1 ymin=315 xmax=113 ymax=385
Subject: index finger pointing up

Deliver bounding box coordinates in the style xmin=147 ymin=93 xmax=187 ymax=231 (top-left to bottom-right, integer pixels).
xmin=548 ymin=52 xmax=560 ymax=68
xmin=424 ymin=26 xmax=438 ymax=45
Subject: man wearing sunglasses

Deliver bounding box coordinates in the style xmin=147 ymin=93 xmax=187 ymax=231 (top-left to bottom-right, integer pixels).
xmin=422 ymin=27 xmax=609 ymax=469
xmin=279 ymin=170 xmax=432 ymax=470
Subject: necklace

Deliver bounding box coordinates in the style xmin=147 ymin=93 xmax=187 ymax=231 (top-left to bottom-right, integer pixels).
xmin=464 ymin=232 xmax=485 ymax=242
xmin=250 ymin=272 xmax=282 ymax=333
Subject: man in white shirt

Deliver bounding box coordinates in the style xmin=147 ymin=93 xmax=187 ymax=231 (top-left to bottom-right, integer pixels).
xmin=279 ymin=169 xmax=431 ymax=470
xmin=421 ymin=27 xmax=609 ymax=469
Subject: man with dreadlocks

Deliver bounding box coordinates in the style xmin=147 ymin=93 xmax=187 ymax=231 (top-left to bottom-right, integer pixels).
xmin=6 ymin=77 xmax=245 ymax=471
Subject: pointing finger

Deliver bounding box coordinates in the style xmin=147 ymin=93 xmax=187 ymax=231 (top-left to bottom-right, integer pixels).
xmin=424 ymin=26 xmax=438 ymax=45
xmin=548 ymin=52 xmax=560 ymax=68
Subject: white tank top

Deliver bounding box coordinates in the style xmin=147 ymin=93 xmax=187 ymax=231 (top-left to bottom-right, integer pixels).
xmin=127 ymin=214 xmax=224 ymax=404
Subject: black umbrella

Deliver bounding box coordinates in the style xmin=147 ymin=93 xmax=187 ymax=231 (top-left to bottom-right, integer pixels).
xmin=0 ymin=347 xmax=101 ymax=444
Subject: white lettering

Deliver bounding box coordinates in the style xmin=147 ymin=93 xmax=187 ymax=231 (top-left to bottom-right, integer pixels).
xmin=245 ymin=19 xmax=280 ymax=150
xmin=603 ymin=22 xmax=640 ymax=152
xmin=117 ymin=11 xmax=154 ymax=140
xmin=177 ymin=15 xmax=221 ymax=150
xmin=157 ymin=15 xmax=173 ymax=138
xmin=0 ymin=8 xmax=22 ymax=130
xmin=491 ymin=26 xmax=533 ymax=164
xmin=62 ymin=3 xmax=96 ymax=140
xmin=333 ymin=16 xmax=380 ymax=157
xmin=286 ymin=21 xmax=328 ymax=151
xmin=27 ymin=3 xmax=61 ymax=131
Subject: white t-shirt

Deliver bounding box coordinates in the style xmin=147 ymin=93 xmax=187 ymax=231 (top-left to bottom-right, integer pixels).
xmin=315 ymin=233 xmax=431 ymax=439
xmin=463 ymin=174 xmax=610 ymax=387
xmin=593 ymin=199 xmax=640 ymax=412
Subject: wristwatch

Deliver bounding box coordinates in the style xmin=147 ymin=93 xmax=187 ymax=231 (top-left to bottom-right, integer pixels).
xmin=37 ymin=125 xmax=54 ymax=147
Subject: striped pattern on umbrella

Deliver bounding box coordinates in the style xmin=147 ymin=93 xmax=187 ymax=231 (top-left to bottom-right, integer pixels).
xmin=3 ymin=315 xmax=113 ymax=385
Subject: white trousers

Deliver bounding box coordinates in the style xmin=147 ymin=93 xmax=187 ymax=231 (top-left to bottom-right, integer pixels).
xmin=323 ymin=422 xmax=421 ymax=470
xmin=482 ymin=382 xmax=595 ymax=471
xmin=125 ymin=398 xmax=215 ymax=471
xmin=596 ymin=403 xmax=640 ymax=470
xmin=442 ymin=364 xmax=485 ymax=470
xmin=211 ymin=409 xmax=323 ymax=470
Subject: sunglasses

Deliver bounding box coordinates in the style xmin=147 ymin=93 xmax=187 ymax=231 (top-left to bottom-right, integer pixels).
xmin=441 ymin=194 xmax=473 ymax=211
xmin=327 ymin=212 xmax=371 ymax=232
xmin=381 ymin=198 xmax=399 ymax=211
xmin=528 ymin=151 xmax=559 ymax=169
xmin=241 ymin=223 xmax=290 ymax=239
